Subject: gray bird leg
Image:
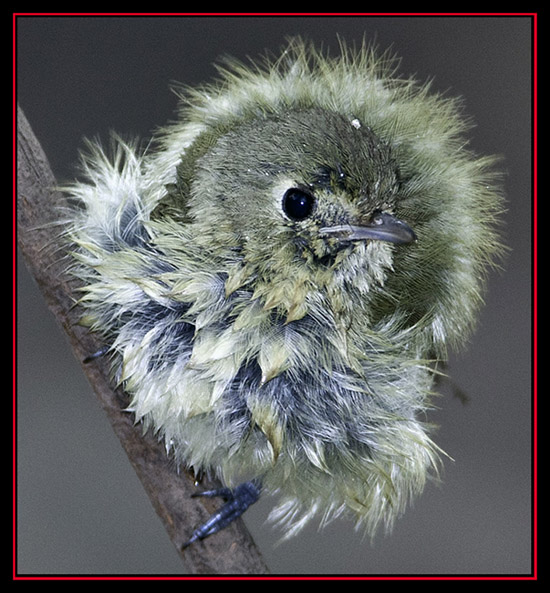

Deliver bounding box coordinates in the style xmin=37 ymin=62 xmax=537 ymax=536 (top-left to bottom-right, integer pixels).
xmin=182 ymin=480 xmax=261 ymax=548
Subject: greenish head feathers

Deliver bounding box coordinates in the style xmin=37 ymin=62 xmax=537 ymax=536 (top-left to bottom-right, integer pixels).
xmin=66 ymin=39 xmax=504 ymax=540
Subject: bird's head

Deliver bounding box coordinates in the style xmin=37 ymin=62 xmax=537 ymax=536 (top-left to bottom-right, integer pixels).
xmin=148 ymin=42 xmax=502 ymax=345
xmin=163 ymin=107 xmax=416 ymax=322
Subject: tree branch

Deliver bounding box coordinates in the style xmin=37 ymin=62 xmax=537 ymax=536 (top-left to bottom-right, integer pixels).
xmin=16 ymin=104 xmax=270 ymax=576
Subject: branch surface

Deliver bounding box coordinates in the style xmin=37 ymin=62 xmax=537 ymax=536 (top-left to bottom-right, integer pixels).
xmin=16 ymin=104 xmax=270 ymax=576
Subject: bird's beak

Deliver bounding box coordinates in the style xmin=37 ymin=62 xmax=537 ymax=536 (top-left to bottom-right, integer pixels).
xmin=320 ymin=212 xmax=416 ymax=245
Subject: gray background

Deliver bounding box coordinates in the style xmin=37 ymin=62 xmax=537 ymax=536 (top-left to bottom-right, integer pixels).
xmin=16 ymin=15 xmax=533 ymax=575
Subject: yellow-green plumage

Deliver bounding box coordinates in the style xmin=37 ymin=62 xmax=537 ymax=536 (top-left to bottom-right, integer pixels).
xmin=65 ymin=39 xmax=504 ymax=540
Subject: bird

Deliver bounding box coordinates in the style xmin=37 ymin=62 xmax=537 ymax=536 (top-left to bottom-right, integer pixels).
xmin=63 ymin=38 xmax=504 ymax=546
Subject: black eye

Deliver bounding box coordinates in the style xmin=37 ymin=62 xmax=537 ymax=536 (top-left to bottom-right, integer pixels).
xmin=282 ymin=188 xmax=315 ymax=221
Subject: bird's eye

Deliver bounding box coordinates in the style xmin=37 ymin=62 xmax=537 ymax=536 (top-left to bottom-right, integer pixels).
xmin=282 ymin=188 xmax=315 ymax=221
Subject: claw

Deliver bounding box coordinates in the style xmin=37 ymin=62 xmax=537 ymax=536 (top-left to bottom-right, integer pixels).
xmin=182 ymin=480 xmax=261 ymax=549
xmin=82 ymin=346 xmax=109 ymax=363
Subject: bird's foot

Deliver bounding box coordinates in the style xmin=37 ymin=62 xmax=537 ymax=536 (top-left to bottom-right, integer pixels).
xmin=182 ymin=480 xmax=261 ymax=548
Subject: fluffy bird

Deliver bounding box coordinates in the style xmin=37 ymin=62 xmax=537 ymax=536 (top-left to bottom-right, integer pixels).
xmin=64 ymin=39 xmax=504 ymax=545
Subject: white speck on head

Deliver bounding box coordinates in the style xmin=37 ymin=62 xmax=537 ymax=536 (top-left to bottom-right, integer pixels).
xmin=351 ymin=118 xmax=362 ymax=129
